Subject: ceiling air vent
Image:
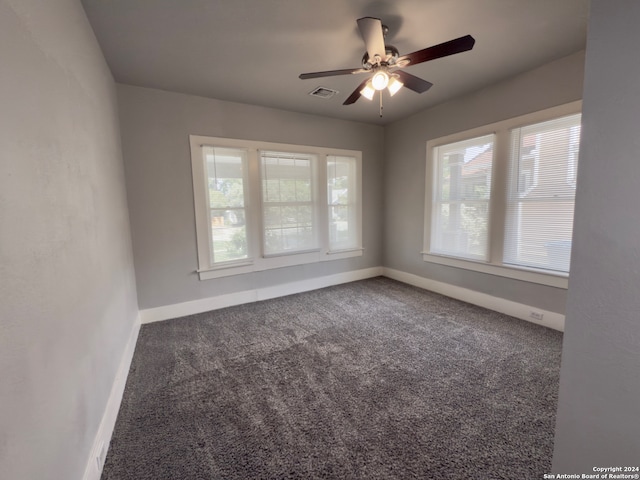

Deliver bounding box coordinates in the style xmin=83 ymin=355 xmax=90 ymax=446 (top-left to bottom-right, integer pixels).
xmin=308 ymin=87 xmax=339 ymax=99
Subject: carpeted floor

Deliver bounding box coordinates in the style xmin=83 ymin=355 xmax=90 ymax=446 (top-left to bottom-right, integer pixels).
xmin=101 ymin=277 xmax=563 ymax=480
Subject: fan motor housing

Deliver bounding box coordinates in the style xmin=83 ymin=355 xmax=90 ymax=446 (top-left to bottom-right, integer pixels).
xmin=362 ymin=45 xmax=400 ymax=69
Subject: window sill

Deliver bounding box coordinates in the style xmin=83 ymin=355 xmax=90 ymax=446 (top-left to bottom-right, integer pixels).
xmin=326 ymin=247 xmax=364 ymax=261
xmin=421 ymin=253 xmax=568 ymax=289
xmin=198 ymin=262 xmax=255 ymax=280
xmin=197 ymin=247 xmax=364 ymax=281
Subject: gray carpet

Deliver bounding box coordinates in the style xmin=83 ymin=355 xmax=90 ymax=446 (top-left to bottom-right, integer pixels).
xmin=101 ymin=277 xmax=563 ymax=479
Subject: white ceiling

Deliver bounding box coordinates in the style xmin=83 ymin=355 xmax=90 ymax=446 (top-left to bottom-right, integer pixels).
xmin=81 ymin=0 xmax=589 ymax=126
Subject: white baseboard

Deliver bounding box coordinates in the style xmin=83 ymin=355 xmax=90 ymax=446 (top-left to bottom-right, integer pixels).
xmin=382 ymin=268 xmax=565 ymax=332
xmin=83 ymin=315 xmax=141 ymax=480
xmin=139 ymin=266 xmax=564 ymax=331
xmin=140 ymin=267 xmax=384 ymax=324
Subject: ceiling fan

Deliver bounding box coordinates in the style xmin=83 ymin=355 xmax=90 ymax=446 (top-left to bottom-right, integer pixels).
xmin=299 ymin=17 xmax=475 ymax=108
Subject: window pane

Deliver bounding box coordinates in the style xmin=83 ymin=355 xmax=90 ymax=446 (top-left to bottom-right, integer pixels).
xmin=209 ymin=209 xmax=248 ymax=263
xmin=431 ymin=202 xmax=490 ymax=259
xmin=430 ymin=135 xmax=494 ymax=261
xmin=297 ymin=205 xmax=313 ymax=225
xmin=261 ymin=151 xmax=318 ymax=255
xmin=203 ymin=146 xmax=249 ymax=265
xmin=280 ymin=178 xmax=297 ymax=202
xmin=204 ymin=147 xmax=246 ymax=208
xmin=264 ymin=228 xmax=283 ymax=253
xmin=263 ymin=206 xmax=281 ymax=228
xmin=504 ymin=114 xmax=581 ymax=272
xmin=264 ymin=178 xmax=280 ymax=203
xmin=327 ymin=155 xmax=359 ymax=251
xmin=329 ymin=205 xmax=355 ymax=247
xmin=296 ymin=179 xmax=311 ymax=202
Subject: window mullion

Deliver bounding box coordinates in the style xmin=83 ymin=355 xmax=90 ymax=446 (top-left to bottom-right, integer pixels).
xmin=317 ymin=154 xmax=329 ymax=254
xmin=487 ymin=128 xmax=510 ymax=265
xmin=247 ymin=148 xmax=262 ymax=261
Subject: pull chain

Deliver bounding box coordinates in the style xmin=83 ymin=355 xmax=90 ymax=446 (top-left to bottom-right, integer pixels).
xmin=379 ymin=90 xmax=383 ymax=118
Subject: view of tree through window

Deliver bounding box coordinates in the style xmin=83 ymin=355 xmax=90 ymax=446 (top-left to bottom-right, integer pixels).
xmin=205 ymin=146 xmax=248 ymax=264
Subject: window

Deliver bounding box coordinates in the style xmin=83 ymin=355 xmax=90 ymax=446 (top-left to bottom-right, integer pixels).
xmin=261 ymin=151 xmax=318 ymax=256
xmin=327 ymin=155 xmax=360 ymax=252
xmin=504 ymin=114 xmax=581 ymax=272
xmin=431 ymin=134 xmax=494 ymax=261
xmin=202 ymin=146 xmax=249 ymax=266
xmin=190 ymin=136 xmax=362 ymax=280
xmin=423 ymin=101 xmax=581 ymax=288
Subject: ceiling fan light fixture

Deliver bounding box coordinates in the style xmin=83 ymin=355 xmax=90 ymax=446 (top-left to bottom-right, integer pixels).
xmin=360 ymin=82 xmax=375 ymax=101
xmin=300 ymin=17 xmax=476 ymax=110
xmin=387 ymin=76 xmax=403 ymax=96
xmin=371 ymin=71 xmax=389 ymax=90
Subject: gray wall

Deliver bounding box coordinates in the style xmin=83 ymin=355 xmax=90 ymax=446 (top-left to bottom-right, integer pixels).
xmin=383 ymin=51 xmax=585 ymax=314
xmin=117 ymin=85 xmax=384 ymax=310
xmin=0 ymin=1 xmax=138 ymax=479
xmin=553 ymin=1 xmax=640 ymax=471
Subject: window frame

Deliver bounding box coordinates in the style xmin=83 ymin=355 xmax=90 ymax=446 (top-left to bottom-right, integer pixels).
xmin=422 ymin=101 xmax=582 ymax=289
xmin=190 ymin=135 xmax=363 ymax=280
xmin=327 ymin=155 xmax=362 ymax=253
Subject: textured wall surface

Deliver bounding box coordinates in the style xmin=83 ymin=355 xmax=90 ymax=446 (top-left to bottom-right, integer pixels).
xmin=553 ymin=1 xmax=640 ymax=472
xmin=117 ymin=85 xmax=384 ymax=309
xmin=383 ymin=51 xmax=585 ymax=314
xmin=0 ymin=0 xmax=139 ymax=478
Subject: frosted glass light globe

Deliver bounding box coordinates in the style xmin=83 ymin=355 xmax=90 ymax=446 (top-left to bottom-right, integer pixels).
xmin=371 ymin=71 xmax=389 ymax=90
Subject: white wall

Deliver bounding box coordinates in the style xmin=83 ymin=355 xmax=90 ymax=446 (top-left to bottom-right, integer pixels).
xmin=383 ymin=51 xmax=585 ymax=314
xmin=117 ymin=85 xmax=384 ymax=310
xmin=552 ymin=1 xmax=640 ymax=471
xmin=0 ymin=1 xmax=139 ymax=479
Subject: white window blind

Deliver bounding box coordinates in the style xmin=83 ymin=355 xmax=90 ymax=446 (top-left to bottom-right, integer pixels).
xmin=431 ymin=134 xmax=494 ymax=261
xmin=504 ymin=113 xmax=581 ymax=272
xmin=327 ymin=155 xmax=360 ymax=251
xmin=261 ymin=151 xmax=318 ymax=256
xmin=203 ymin=146 xmax=249 ymax=265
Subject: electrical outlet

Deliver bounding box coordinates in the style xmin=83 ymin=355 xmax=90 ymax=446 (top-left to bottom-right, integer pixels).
xmin=530 ymin=311 xmax=544 ymax=321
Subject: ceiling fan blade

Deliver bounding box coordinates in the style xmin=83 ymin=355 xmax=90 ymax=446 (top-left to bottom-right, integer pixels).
xmin=343 ymin=77 xmax=371 ymax=105
xmin=299 ymin=67 xmax=368 ymax=80
xmin=357 ymin=17 xmax=387 ymax=63
xmin=395 ymin=70 xmax=433 ymax=94
xmin=397 ymin=34 xmax=475 ymax=67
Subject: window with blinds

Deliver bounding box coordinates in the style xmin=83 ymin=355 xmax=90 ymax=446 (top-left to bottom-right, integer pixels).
xmin=191 ymin=136 xmax=363 ymax=280
xmin=504 ymin=114 xmax=581 ymax=272
xmin=423 ymin=101 xmax=581 ymax=287
xmin=327 ymin=155 xmax=360 ymax=252
xmin=203 ymin=146 xmax=249 ymax=265
xmin=261 ymin=151 xmax=318 ymax=256
xmin=431 ymin=134 xmax=494 ymax=261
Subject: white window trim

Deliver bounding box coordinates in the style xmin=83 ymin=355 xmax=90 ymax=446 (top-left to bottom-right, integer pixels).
xmin=190 ymin=135 xmax=363 ymax=280
xmin=423 ymin=101 xmax=582 ymax=289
